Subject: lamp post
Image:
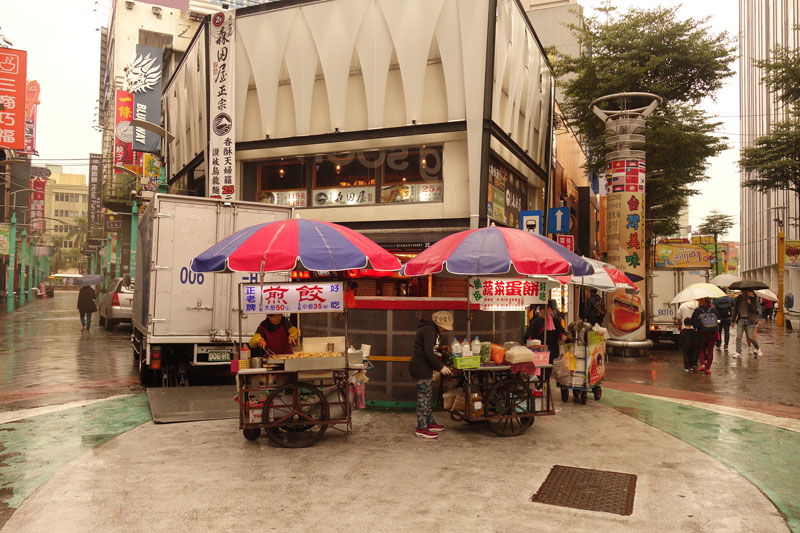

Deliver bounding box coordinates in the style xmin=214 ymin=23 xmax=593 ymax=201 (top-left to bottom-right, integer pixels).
xmin=769 ymin=206 xmax=787 ymax=328
xmin=5 ymin=212 xmax=15 ymax=312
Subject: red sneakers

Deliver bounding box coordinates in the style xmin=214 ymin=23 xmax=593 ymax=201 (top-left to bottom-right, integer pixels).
xmin=427 ymin=423 xmax=445 ymax=432
xmin=415 ymin=428 xmax=439 ymax=439
xmin=697 ymin=365 xmax=706 ymax=372
xmin=705 ymin=369 xmax=712 ymax=374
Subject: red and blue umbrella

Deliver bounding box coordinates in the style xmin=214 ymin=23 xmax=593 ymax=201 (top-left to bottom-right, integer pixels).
xmin=400 ymin=226 xmax=593 ymax=277
xmin=190 ymin=219 xmax=401 ymax=273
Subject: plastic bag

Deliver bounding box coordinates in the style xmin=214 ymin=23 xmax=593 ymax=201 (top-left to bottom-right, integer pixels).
xmin=553 ymin=355 xmax=571 ymax=384
xmin=480 ymin=342 xmax=492 ymax=364
xmin=490 ymin=343 xmax=505 ymax=365
xmin=505 ymin=345 xmax=535 ymax=363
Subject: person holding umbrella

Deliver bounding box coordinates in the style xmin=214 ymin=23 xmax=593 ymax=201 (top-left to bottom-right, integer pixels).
xmin=691 ymin=297 xmax=720 ymax=373
xmin=77 ymin=285 xmax=98 ymax=333
xmin=409 ymin=311 xmax=453 ymax=439
xmin=733 ymin=290 xmax=762 ymax=358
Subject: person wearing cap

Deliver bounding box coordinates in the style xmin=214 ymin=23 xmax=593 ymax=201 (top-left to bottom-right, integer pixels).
xmin=409 ymin=310 xmax=453 ymax=439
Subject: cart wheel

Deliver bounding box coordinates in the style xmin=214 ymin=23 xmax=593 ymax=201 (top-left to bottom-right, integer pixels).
xmin=263 ymin=382 xmax=330 ymax=448
xmin=485 ymin=378 xmax=535 ymax=437
xmin=561 ymin=387 xmax=569 ymax=402
xmin=573 ymin=390 xmax=580 ymax=400
xmin=580 ymin=390 xmax=588 ymax=405
xmin=593 ymin=387 xmax=602 ymax=401
xmin=243 ymin=428 xmax=261 ymax=441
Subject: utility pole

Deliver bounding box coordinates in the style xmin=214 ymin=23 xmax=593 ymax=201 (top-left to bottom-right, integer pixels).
xmin=777 ymin=218 xmax=785 ymax=327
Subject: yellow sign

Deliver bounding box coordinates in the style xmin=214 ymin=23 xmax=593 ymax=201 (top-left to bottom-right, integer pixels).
xmin=787 ymin=240 xmax=800 ymax=268
xmin=691 ymin=235 xmax=715 ymax=245
xmin=654 ymin=244 xmax=712 ymax=268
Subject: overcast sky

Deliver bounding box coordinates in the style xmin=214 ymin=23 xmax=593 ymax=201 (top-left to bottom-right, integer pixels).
xmin=1 ymin=0 xmax=740 ymax=240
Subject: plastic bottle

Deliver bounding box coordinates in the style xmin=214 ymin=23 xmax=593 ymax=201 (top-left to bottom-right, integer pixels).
xmin=461 ymin=339 xmax=471 ymax=356
xmin=470 ymin=391 xmax=483 ymax=416
xmin=471 ymin=336 xmax=481 ymax=355
xmin=451 ymin=338 xmax=462 ymax=356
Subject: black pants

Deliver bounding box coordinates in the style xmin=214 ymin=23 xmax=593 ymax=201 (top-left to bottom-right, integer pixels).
xmin=683 ymin=349 xmax=694 ymax=370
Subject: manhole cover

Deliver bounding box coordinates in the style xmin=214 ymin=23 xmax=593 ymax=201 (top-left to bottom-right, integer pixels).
xmin=532 ymin=465 xmax=636 ymax=516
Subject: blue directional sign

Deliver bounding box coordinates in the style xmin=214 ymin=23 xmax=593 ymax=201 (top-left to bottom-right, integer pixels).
xmin=520 ymin=210 xmax=543 ymax=235
xmin=547 ymin=206 xmax=570 ymax=234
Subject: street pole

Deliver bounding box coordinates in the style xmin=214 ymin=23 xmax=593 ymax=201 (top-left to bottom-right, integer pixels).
xmin=19 ymin=228 xmax=27 ymax=307
xmin=26 ymin=235 xmax=33 ymax=303
xmin=130 ymin=200 xmax=138 ymax=277
xmin=714 ymin=233 xmax=719 ymax=276
xmin=777 ymin=221 xmax=785 ymax=327
xmin=5 ymin=212 xmax=16 ymax=313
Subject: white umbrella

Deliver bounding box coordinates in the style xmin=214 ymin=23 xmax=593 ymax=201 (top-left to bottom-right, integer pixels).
xmin=670 ymin=283 xmax=726 ymax=304
xmin=710 ymin=273 xmax=741 ymax=287
xmin=755 ymin=289 xmax=778 ymax=302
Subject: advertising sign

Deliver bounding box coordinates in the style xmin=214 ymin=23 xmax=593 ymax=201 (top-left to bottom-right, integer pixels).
xmin=786 ymin=240 xmax=800 ymax=268
xmin=105 ymin=214 xmax=124 ymax=232
xmin=127 ymin=45 xmax=163 ymax=153
xmin=654 ymin=243 xmax=712 ymax=268
xmin=142 ymin=153 xmax=161 ymax=191
xmin=380 ymin=183 xmax=443 ymax=203
xmin=22 ymin=80 xmax=39 ymax=154
xmin=241 ymin=282 xmax=344 ymax=314
xmin=30 ymin=177 xmax=47 ymax=231
xmin=114 ymin=90 xmax=138 ymax=173
xmin=468 ymin=277 xmax=549 ymax=311
xmin=487 ymin=158 xmax=526 ymax=229
xmin=258 ymin=190 xmax=307 ymax=207
xmin=691 ymin=235 xmax=715 ymax=245
xmin=88 ymin=153 xmax=103 ymax=228
xmin=0 ymin=48 xmax=27 ymax=150
xmin=207 ymin=10 xmax=235 ymax=200
xmin=557 ymin=234 xmax=574 ymax=252
xmin=313 ymin=187 xmax=375 ymax=207
xmin=0 ymin=224 xmax=10 ymax=255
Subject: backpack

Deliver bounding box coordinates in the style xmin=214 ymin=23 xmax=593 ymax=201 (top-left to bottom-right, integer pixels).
xmin=698 ymin=308 xmax=719 ymax=332
xmin=715 ymin=297 xmax=732 ymax=319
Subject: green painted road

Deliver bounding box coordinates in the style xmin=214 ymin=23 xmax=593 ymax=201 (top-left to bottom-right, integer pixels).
xmin=0 ymin=394 xmax=152 ymax=527
xmin=602 ymin=388 xmax=800 ymax=533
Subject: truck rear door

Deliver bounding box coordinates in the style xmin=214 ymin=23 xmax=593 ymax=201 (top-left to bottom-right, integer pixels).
xmin=649 ymin=269 xmax=678 ymax=329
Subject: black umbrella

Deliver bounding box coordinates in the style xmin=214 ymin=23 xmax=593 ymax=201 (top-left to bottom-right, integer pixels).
xmin=728 ymin=280 xmax=768 ymax=290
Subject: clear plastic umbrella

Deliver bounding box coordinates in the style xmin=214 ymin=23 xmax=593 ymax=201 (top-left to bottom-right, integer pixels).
xmin=670 ymin=283 xmax=726 ymax=304
xmin=710 ymin=273 xmax=741 ymax=287
xmin=755 ymin=289 xmax=778 ymax=302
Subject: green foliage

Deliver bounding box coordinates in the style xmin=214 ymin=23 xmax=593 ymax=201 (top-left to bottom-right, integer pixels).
xmin=740 ymin=114 xmax=800 ymax=196
xmin=754 ymin=43 xmax=800 ymax=107
xmin=697 ymin=210 xmax=735 ymax=238
xmin=552 ymin=5 xmax=736 ymax=234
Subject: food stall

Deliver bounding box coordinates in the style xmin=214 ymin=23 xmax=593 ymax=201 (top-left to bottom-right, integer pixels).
xmin=190 ymin=217 xmax=401 ymax=447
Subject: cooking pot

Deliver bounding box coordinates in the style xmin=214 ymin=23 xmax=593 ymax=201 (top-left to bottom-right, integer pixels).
xmin=250 ymin=357 xmax=264 ymax=369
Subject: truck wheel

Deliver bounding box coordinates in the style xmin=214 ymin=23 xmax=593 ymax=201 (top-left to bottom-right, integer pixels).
xmin=139 ymin=359 xmax=153 ymax=387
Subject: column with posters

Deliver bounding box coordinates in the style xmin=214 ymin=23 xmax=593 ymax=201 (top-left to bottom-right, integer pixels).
xmin=0 ymin=48 xmax=27 ymax=150
xmin=605 ymin=158 xmax=646 ymax=341
xmin=207 ymin=11 xmax=235 ymax=200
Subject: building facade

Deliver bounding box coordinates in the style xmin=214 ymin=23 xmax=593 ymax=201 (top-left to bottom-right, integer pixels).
xmin=739 ymin=0 xmax=800 ymax=296
xmin=44 ymin=168 xmax=88 ymax=251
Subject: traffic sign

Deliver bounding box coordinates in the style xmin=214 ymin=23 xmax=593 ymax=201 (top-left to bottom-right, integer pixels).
xmin=520 ymin=210 xmax=543 ymax=235
xmin=548 ymin=207 xmax=570 ymax=234
xmin=557 ymin=235 xmax=574 ymax=252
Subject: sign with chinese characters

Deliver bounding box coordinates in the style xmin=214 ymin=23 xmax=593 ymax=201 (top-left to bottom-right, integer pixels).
xmin=556 ymin=234 xmax=574 ymax=252
xmin=88 ymin=154 xmax=103 ymax=229
xmin=0 ymin=48 xmax=27 ymax=150
xmin=691 ymin=235 xmax=715 ymax=245
xmin=654 ymin=244 xmax=711 ymax=268
xmin=313 ymin=187 xmax=375 ymax=207
xmin=22 ymin=80 xmax=39 ymax=154
xmin=240 ymin=282 xmax=344 ymax=314
xmin=0 ymin=224 xmax=10 ymax=255
xmin=258 ymin=190 xmax=307 ymax=207
xmin=114 ymin=90 xmax=142 ymax=176
xmin=488 ymin=158 xmax=526 ymax=229
xmin=380 ymin=182 xmax=443 ymax=203
xmin=207 ymin=10 xmax=235 ymax=200
xmin=127 ymin=45 xmax=163 ymax=153
xmin=30 ymin=177 xmax=47 ymax=232
xmin=142 ymin=153 xmax=161 ymax=191
xmin=468 ymin=277 xmax=549 ymax=311
xmin=105 ymin=214 xmax=124 ymax=232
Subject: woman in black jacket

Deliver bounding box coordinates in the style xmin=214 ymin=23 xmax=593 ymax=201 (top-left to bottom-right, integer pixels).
xmin=409 ymin=311 xmax=453 ymax=439
xmin=77 ymin=285 xmax=98 ymax=333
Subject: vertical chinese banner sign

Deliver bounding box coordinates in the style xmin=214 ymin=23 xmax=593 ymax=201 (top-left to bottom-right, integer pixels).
xmin=23 ymin=80 xmax=39 ymax=154
xmin=207 ymin=10 xmax=235 ymax=200
xmin=114 ymin=90 xmax=135 ymax=192
xmin=605 ymin=158 xmax=646 ymax=341
xmin=142 ymin=153 xmax=161 ymax=191
xmin=30 ymin=177 xmax=47 ymax=232
xmin=0 ymin=48 xmax=27 ymax=150
xmin=89 ymin=154 xmax=103 ymax=234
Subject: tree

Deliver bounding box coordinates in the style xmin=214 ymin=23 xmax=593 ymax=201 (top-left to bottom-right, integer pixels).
xmin=65 ymin=216 xmax=88 ymax=249
xmin=753 ymin=39 xmax=800 ymax=107
xmin=552 ymin=5 xmax=736 ymax=236
xmin=697 ymin=210 xmax=735 ymax=275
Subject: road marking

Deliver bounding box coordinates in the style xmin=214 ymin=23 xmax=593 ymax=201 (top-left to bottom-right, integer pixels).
xmin=0 ymin=394 xmax=135 ymax=425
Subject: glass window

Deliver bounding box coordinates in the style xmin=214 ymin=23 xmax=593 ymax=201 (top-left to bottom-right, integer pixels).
xmin=312 ymin=151 xmax=379 ymax=207
xmin=380 ymin=146 xmax=444 ymax=204
xmin=82 ymin=195 xmax=87 ymax=203
xmin=257 ymin=158 xmax=308 ymax=207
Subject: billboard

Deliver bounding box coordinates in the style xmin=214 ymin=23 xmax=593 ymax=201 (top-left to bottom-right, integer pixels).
xmin=207 ymin=10 xmax=236 ymax=200
xmin=127 ymin=45 xmax=163 ymax=153
xmin=654 ymin=243 xmax=712 ymax=269
xmin=786 ymin=240 xmax=800 ymax=269
xmin=0 ymin=48 xmax=27 ymax=150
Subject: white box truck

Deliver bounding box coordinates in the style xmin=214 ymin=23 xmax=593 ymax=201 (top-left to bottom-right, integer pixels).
xmin=646 ymin=268 xmax=709 ymax=345
xmin=132 ymin=195 xmax=292 ymax=386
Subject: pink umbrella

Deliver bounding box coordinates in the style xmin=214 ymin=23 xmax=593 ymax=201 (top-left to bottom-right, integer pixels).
xmin=571 ymin=258 xmax=639 ymax=291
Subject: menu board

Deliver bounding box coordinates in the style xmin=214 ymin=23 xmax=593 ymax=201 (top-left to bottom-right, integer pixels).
xmin=468 ymin=277 xmax=549 ymax=311
xmin=241 ymin=282 xmax=344 ymax=314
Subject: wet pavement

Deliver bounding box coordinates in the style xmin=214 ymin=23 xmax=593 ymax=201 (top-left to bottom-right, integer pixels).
xmin=1 ymin=294 xmax=799 ymax=530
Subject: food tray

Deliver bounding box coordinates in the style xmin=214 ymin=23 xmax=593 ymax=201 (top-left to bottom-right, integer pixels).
xmin=283 ymin=356 xmax=346 ymax=371
xmin=453 ymin=356 xmax=480 ymax=369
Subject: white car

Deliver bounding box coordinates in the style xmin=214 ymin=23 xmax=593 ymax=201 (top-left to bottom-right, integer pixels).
xmin=99 ymin=277 xmax=135 ymax=330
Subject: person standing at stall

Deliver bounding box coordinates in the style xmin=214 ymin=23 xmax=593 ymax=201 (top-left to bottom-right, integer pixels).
xmin=409 ymin=310 xmax=453 ymax=439
xmin=584 ymin=289 xmax=604 ymax=326
xmin=249 ymin=313 xmax=299 ymax=357
xmin=544 ymin=299 xmax=568 ymax=379
xmin=77 ymin=285 xmax=97 ymax=333
xmin=523 ymin=305 xmax=545 ymax=345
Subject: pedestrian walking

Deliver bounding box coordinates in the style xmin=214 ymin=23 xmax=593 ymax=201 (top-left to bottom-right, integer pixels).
xmin=677 ymin=300 xmax=698 ymax=366
xmin=691 ymin=297 xmax=720 ymax=374
xmin=762 ymin=298 xmax=775 ymax=321
xmin=409 ymin=310 xmax=453 ymax=439
xmin=733 ymin=290 xmax=762 ymax=358
xmin=77 ymin=285 xmax=98 ymax=333
xmin=679 ymin=318 xmax=696 ymax=372
xmin=713 ymin=291 xmax=735 ymax=351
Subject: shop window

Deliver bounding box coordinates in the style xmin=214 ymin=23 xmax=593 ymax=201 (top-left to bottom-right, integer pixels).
xmin=312 ymin=151 xmax=379 ymax=207
xmin=380 ymin=146 xmax=443 ymax=204
xmin=257 ymin=159 xmax=308 ymax=207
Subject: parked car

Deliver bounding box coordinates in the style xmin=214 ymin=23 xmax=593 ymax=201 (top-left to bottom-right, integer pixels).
xmin=99 ymin=277 xmax=135 ymax=330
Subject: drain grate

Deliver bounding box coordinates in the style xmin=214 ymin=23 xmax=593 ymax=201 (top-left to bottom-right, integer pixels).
xmin=531 ymin=465 xmax=637 ymax=516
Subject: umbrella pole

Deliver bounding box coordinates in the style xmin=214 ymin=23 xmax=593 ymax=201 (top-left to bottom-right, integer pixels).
xmin=238 ymin=284 xmax=243 ymax=357
xmin=466 ymin=280 xmax=471 ymax=340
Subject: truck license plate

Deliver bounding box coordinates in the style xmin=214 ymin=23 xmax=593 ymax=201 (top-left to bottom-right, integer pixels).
xmin=208 ymin=351 xmax=231 ymax=362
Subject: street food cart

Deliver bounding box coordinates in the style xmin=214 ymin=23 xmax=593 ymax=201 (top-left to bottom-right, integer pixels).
xmin=191 ymin=218 xmax=401 ymax=447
